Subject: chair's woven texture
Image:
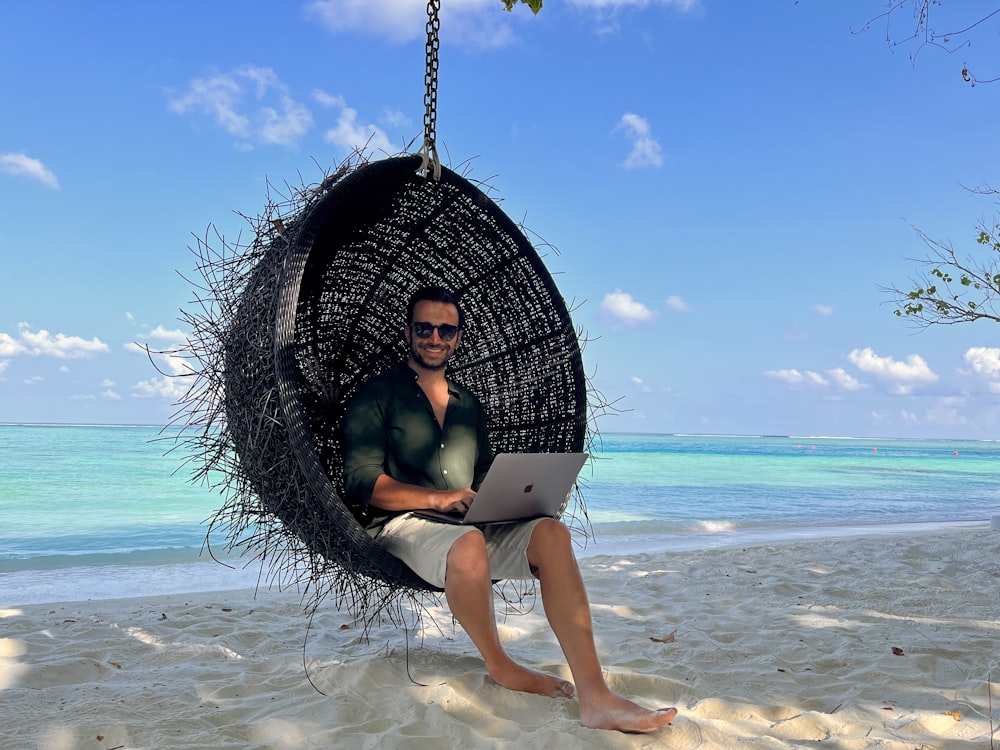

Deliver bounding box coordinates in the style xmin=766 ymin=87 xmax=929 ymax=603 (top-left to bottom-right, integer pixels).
xmin=174 ymin=154 xmax=591 ymax=622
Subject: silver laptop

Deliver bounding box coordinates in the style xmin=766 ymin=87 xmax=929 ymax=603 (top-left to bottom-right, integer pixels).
xmin=415 ymin=452 xmax=588 ymax=525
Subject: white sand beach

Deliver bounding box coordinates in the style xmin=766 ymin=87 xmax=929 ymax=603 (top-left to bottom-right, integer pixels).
xmin=2 ymin=527 xmax=998 ymax=749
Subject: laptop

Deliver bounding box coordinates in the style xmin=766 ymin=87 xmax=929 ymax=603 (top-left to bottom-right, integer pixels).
xmin=415 ymin=452 xmax=589 ymax=525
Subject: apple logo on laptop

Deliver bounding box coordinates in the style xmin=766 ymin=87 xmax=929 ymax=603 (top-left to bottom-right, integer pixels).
xmin=523 ymin=484 xmax=534 ymax=493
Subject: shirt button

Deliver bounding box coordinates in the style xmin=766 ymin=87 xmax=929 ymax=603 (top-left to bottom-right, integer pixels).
xmin=442 ymin=469 xmax=448 ymax=475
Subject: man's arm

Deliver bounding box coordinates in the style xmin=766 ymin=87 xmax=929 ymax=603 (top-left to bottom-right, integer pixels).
xmin=369 ymin=474 xmax=475 ymax=514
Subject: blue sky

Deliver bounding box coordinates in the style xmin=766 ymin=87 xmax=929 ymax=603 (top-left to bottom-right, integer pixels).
xmin=2 ymin=1 xmax=998 ymax=439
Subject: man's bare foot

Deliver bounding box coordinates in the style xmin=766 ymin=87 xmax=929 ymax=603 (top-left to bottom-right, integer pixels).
xmin=579 ymin=693 xmax=677 ymax=733
xmin=486 ymin=661 xmax=575 ymax=699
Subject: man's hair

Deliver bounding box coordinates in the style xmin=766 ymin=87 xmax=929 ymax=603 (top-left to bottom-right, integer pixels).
xmin=406 ymin=286 xmax=465 ymax=329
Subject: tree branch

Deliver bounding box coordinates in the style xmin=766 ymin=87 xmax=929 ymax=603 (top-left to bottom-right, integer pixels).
xmin=845 ymin=1 xmax=1000 ymax=85
xmin=883 ymin=188 xmax=1000 ymax=328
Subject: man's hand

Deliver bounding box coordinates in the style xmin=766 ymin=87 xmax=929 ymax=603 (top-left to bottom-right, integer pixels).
xmin=437 ymin=488 xmax=476 ymax=515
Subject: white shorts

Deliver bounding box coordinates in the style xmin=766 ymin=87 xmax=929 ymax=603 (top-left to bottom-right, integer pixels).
xmin=376 ymin=513 xmax=548 ymax=589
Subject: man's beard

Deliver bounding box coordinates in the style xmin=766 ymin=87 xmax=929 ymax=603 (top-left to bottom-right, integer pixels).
xmin=410 ymin=341 xmax=451 ymax=371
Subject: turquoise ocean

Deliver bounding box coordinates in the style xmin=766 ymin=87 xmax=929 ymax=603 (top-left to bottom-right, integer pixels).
xmin=2 ymin=424 xmax=997 ymax=606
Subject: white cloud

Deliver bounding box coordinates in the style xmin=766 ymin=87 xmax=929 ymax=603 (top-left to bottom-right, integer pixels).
xmin=847 ymin=347 xmax=938 ymax=395
xmin=826 ymin=367 xmax=865 ymax=392
xmin=0 ymin=152 xmax=60 ymax=189
xmin=615 ymin=113 xmax=663 ymax=169
xmin=24 ymin=375 xmax=44 ymax=385
xmin=102 ymin=390 xmax=123 ymax=401
xmin=169 ymin=65 xmax=313 ymax=147
xmin=961 ymin=347 xmax=1000 ymax=394
xmin=22 ymin=330 xmax=109 ymax=359
xmin=600 ymin=289 xmax=657 ymax=324
xmin=100 ymin=379 xmax=116 ymax=388
xmin=765 ymin=368 xmax=813 ymax=386
xmin=382 ymin=108 xmax=411 ymax=129
xmin=312 ymin=90 xmax=342 ymax=109
xmin=765 ymin=366 xmax=866 ymax=393
xmin=147 ymin=326 xmax=190 ymax=346
xmin=314 ymin=90 xmax=395 ymax=155
xmin=131 ymin=375 xmax=189 ymax=401
xmin=963 ymin=347 xmax=1000 ymax=379
xmin=305 ymin=0 xmax=515 ymax=48
xmin=0 ymin=359 xmax=9 ymax=380
xmin=630 ymin=375 xmax=652 ymax=393
xmin=0 ymin=333 xmax=23 ymax=357
xmin=0 ymin=327 xmax=109 ymax=359
xmin=814 ymin=304 xmax=834 ymax=317
xmin=773 ymin=369 xmax=802 ymax=385
xmin=125 ymin=327 xmax=195 ymax=401
xmin=665 ymin=295 xmax=689 ymax=312
xmin=804 ymin=371 xmax=829 ymax=387
xmin=306 ymin=0 xmax=429 ymax=41
xmin=765 ymin=369 xmax=795 ymax=384
xmin=128 ymin=341 xmax=192 ymax=401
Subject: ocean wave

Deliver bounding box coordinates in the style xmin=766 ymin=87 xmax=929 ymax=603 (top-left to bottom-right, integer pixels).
xmin=0 ymin=545 xmax=226 ymax=574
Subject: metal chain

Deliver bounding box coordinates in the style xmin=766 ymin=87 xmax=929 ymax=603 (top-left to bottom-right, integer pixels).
xmin=418 ymin=0 xmax=442 ymax=180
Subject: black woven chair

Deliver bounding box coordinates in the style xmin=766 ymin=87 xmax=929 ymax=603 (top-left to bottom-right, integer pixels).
xmin=174 ymin=154 xmax=593 ymax=622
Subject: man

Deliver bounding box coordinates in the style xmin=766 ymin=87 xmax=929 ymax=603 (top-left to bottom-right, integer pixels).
xmin=343 ymin=286 xmax=677 ymax=733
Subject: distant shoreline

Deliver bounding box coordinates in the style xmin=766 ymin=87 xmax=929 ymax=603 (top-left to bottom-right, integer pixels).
xmin=3 ymin=422 xmax=997 ymax=443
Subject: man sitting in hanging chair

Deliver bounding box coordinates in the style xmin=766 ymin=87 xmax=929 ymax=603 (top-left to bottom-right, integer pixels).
xmin=342 ymin=286 xmax=677 ymax=734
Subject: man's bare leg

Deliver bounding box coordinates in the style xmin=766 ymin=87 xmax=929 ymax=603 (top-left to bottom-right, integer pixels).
xmin=444 ymin=529 xmax=574 ymax=698
xmin=527 ymin=519 xmax=677 ymax=733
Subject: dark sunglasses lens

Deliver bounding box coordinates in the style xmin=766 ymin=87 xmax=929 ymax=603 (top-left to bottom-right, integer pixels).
xmin=413 ymin=323 xmax=458 ymax=340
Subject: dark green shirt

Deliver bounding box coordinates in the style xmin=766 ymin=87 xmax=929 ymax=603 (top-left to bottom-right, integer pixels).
xmin=342 ymin=363 xmax=494 ymax=521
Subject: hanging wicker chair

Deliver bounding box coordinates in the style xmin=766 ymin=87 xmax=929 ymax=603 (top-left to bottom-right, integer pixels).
xmin=172 ymin=153 xmax=596 ymax=622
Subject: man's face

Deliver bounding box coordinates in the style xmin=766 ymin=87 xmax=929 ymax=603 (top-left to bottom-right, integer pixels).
xmin=406 ymin=300 xmax=462 ymax=372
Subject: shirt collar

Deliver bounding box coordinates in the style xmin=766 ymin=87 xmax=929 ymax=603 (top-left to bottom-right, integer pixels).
xmin=397 ymin=361 xmax=463 ymax=399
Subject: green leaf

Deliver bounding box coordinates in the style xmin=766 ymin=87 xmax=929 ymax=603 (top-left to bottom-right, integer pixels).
xmin=501 ymin=0 xmax=543 ymax=12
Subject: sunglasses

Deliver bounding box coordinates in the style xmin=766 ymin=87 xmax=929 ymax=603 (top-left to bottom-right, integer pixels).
xmin=411 ymin=322 xmax=460 ymax=341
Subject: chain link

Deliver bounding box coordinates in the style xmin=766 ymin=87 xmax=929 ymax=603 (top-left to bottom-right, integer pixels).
xmin=419 ymin=0 xmax=442 ymax=179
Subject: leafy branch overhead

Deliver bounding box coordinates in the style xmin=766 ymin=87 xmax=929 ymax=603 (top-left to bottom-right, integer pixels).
xmin=883 ymin=188 xmax=1000 ymax=327
xmin=502 ymin=0 xmax=543 ymax=13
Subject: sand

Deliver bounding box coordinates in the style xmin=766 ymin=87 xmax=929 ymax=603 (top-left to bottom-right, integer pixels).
xmin=2 ymin=527 xmax=998 ymax=749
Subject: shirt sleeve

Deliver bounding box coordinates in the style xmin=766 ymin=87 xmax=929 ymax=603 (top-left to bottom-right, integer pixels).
xmin=341 ymin=379 xmax=389 ymax=507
